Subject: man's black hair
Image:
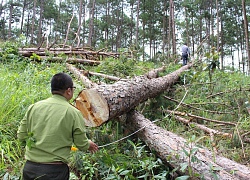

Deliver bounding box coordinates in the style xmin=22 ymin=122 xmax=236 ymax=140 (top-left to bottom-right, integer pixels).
xmin=51 ymin=73 xmax=73 ymax=92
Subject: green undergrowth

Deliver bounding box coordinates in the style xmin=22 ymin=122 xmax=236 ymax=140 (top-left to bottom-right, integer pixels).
xmin=1 ymin=40 xmax=250 ymax=179
xmin=150 ymin=67 xmax=250 ymax=165
xmin=0 ymin=44 xmax=172 ymax=179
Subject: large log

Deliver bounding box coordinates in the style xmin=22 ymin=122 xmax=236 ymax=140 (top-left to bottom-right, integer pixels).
xmin=40 ymin=56 xmax=100 ymax=65
xmin=70 ymin=64 xmax=250 ymax=179
xmin=125 ymin=110 xmax=250 ymax=180
xmin=75 ymin=64 xmax=192 ymax=127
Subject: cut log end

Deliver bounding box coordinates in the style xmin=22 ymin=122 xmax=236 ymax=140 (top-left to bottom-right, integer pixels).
xmin=75 ymin=89 xmax=109 ymax=127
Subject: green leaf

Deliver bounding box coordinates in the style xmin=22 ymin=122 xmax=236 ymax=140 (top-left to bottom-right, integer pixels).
xmin=175 ymin=175 xmax=190 ymax=180
xmin=190 ymin=147 xmax=198 ymax=155
xmin=180 ymin=162 xmax=188 ymax=172
xmin=182 ymin=148 xmax=189 ymax=156
xmin=119 ymin=170 xmax=130 ymax=175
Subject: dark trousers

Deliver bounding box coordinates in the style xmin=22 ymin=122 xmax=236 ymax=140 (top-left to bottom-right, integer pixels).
xmin=182 ymin=53 xmax=188 ymax=65
xmin=22 ymin=160 xmax=69 ymax=180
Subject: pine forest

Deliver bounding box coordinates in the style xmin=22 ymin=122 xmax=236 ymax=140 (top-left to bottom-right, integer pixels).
xmin=1 ymin=0 xmax=250 ymax=179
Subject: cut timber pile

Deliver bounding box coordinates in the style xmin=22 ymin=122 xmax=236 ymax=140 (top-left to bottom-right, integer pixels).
xmin=12 ymin=47 xmax=124 ymax=66
xmin=18 ymin=47 xmax=120 ymax=61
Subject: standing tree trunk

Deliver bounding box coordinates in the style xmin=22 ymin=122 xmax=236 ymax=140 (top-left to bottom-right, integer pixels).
xmin=56 ymin=0 xmax=62 ymax=39
xmin=210 ymin=0 xmax=214 ymax=48
xmin=20 ymin=0 xmax=27 ymax=34
xmin=38 ymin=0 xmax=44 ymax=44
xmin=0 ymin=0 xmax=3 ymax=16
xmin=191 ymin=10 xmax=194 ymax=56
xmin=220 ymin=12 xmax=224 ymax=71
xmin=30 ymin=0 xmax=37 ymax=44
xmin=8 ymin=3 xmax=14 ymax=39
xmin=170 ymin=0 xmax=176 ymax=55
xmin=76 ymin=0 xmax=83 ymax=47
xmin=104 ymin=1 xmax=111 ymax=45
xmin=116 ymin=2 xmax=124 ymax=50
xmin=168 ymin=1 xmax=172 ymax=57
xmin=87 ymin=0 xmax=95 ymax=46
xmin=184 ymin=6 xmax=189 ymax=45
xmin=242 ymin=0 xmax=250 ymax=73
xmin=216 ymin=0 xmax=222 ymax=69
xmin=82 ymin=0 xmax=87 ymax=46
xmin=162 ymin=0 xmax=167 ymax=54
xmin=0 ymin=0 xmax=4 ymax=39
xmin=135 ymin=0 xmax=140 ymax=46
xmin=129 ymin=2 xmax=134 ymax=46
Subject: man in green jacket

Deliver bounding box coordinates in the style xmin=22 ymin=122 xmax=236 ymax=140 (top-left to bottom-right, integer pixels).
xmin=17 ymin=72 xmax=98 ymax=180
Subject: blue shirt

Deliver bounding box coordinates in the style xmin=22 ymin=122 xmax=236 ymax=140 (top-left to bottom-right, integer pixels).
xmin=181 ymin=45 xmax=190 ymax=55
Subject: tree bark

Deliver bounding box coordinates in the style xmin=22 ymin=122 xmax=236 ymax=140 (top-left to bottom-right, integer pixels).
xmin=242 ymin=0 xmax=250 ymax=73
xmin=63 ymin=14 xmax=74 ymax=48
xmin=170 ymin=0 xmax=176 ymax=55
xmin=216 ymin=0 xmax=221 ymax=68
xmin=125 ymin=110 xmax=250 ymax=180
xmin=38 ymin=0 xmax=44 ymax=44
xmin=162 ymin=1 xmax=167 ymax=54
xmin=76 ymin=0 xmax=83 ymax=47
xmin=135 ymin=0 xmax=140 ymax=46
xmin=39 ymin=57 xmax=100 ymax=65
xmin=8 ymin=3 xmax=13 ymax=39
xmin=87 ymin=0 xmax=96 ymax=46
xmin=30 ymin=0 xmax=37 ymax=44
xmin=75 ymin=63 xmax=192 ymax=127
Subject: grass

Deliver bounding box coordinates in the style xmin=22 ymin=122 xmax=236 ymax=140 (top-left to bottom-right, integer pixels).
xmin=1 ymin=46 xmax=250 ymax=179
xmin=0 ymin=61 xmax=66 ymax=178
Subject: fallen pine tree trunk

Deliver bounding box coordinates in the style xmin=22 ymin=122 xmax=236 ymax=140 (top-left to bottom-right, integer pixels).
xmin=125 ymin=110 xmax=250 ymax=180
xmin=75 ymin=64 xmax=192 ymax=127
xmin=40 ymin=56 xmax=100 ymax=65
xmin=66 ymin=63 xmax=98 ymax=89
xmin=70 ymin=64 xmax=250 ymax=179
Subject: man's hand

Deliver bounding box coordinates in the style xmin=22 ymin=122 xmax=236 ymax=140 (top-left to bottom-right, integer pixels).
xmin=88 ymin=140 xmax=99 ymax=153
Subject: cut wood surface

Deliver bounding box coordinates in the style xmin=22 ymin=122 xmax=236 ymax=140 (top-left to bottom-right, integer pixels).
xmin=75 ymin=63 xmax=193 ymax=127
xmin=126 ymin=110 xmax=250 ymax=180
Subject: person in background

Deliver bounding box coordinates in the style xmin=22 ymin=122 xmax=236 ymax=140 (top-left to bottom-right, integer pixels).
xmin=17 ymin=72 xmax=98 ymax=180
xmin=181 ymin=43 xmax=191 ymax=66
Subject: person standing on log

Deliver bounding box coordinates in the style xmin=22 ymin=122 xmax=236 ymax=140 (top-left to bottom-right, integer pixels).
xmin=181 ymin=43 xmax=191 ymax=66
xmin=17 ymin=72 xmax=98 ymax=180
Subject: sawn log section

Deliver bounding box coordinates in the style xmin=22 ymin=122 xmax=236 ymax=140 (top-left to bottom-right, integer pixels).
xmin=75 ymin=64 xmax=190 ymax=127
